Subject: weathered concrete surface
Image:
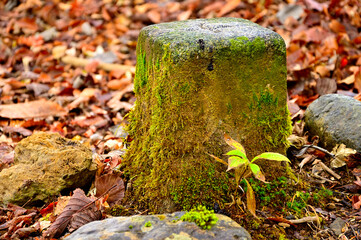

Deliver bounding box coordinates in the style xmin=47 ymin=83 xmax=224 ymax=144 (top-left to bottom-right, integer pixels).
xmin=65 ymin=212 xmax=252 ymax=240
xmin=305 ymin=94 xmax=361 ymax=151
xmin=124 ymin=18 xmax=291 ymax=212
xmin=0 ymin=132 xmax=96 ymax=205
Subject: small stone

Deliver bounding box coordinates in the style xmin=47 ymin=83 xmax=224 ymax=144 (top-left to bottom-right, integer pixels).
xmin=81 ymin=22 xmax=94 ymax=36
xmin=72 ymin=76 xmax=84 ymax=89
xmin=91 ymin=51 xmax=118 ymax=63
xmin=39 ymin=27 xmax=58 ymax=41
xmin=329 ymin=217 xmax=346 ymax=236
xmin=65 ymin=212 xmax=251 ymax=240
xmin=276 ymin=4 xmax=304 ymax=24
xmin=305 ymin=94 xmax=361 ymax=151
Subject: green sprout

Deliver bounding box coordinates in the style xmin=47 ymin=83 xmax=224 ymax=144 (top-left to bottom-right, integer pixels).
xmin=209 ymin=133 xmax=291 ymax=217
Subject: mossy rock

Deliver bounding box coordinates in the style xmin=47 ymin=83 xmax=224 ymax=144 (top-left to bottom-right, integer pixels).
xmin=65 ymin=211 xmax=251 ymax=240
xmin=123 ymin=18 xmax=291 ymax=212
xmin=0 ymin=132 xmax=96 ymax=206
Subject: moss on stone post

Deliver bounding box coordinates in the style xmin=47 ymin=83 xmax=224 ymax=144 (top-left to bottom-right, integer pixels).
xmin=123 ymin=18 xmax=291 ymax=212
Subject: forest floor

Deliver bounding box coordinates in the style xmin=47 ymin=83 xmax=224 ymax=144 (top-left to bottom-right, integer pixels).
xmin=1 ymin=0 xmax=361 ymax=239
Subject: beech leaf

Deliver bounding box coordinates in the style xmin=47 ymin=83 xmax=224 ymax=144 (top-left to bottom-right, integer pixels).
xmin=227 ymin=156 xmax=248 ymax=171
xmin=43 ymin=189 xmax=101 ymax=239
xmin=249 ymin=163 xmax=266 ymax=183
xmin=208 ymin=153 xmax=228 ymax=166
xmin=95 ymin=172 xmax=125 ymax=206
xmin=245 ymin=179 xmax=257 ymax=217
xmin=224 ymin=134 xmax=247 ymax=157
xmin=226 ymin=149 xmax=247 ymax=160
xmin=252 ymin=152 xmax=291 ymax=163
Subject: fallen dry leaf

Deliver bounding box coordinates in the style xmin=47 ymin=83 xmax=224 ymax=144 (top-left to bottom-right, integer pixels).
xmin=331 ymin=144 xmax=357 ymax=168
xmin=43 ymin=189 xmax=101 ymax=239
xmin=217 ymin=0 xmax=241 ymax=17
xmin=95 ymin=173 xmax=125 ymax=206
xmin=352 ymin=195 xmax=361 ymax=210
xmin=0 ymin=100 xmax=67 ymax=119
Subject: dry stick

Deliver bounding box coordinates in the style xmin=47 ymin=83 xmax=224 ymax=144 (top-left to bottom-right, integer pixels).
xmin=311 ymin=173 xmax=339 ymax=184
xmin=299 ymin=155 xmax=315 ymax=169
xmin=288 ymin=216 xmax=320 ymax=224
xmin=61 ymin=56 xmax=135 ymax=73
xmin=318 ymin=161 xmax=341 ymax=179
xmin=296 ymin=145 xmax=335 ymax=158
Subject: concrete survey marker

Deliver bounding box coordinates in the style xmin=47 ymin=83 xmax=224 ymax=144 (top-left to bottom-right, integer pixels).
xmin=124 ymin=18 xmax=291 ymax=211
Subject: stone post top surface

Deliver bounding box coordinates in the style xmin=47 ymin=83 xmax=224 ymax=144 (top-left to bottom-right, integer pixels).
xmin=140 ymin=17 xmax=283 ymax=44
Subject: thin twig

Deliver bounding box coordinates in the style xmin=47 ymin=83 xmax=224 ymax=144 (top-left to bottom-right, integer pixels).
xmin=288 ymin=216 xmax=319 ymax=224
xmin=311 ymin=173 xmax=339 ymax=184
xmin=296 ymin=145 xmax=335 ymax=158
xmin=318 ymin=161 xmax=341 ymax=179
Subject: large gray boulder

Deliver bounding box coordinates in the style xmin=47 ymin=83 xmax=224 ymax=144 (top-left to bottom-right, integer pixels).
xmin=65 ymin=211 xmax=252 ymax=240
xmin=304 ymin=94 xmax=361 ymax=151
xmin=0 ymin=132 xmax=96 ymax=205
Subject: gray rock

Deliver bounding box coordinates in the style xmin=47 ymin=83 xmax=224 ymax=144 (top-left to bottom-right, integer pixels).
xmin=329 ymin=217 xmax=346 ymax=236
xmin=304 ymin=94 xmax=361 ymax=151
xmin=0 ymin=132 xmax=96 ymax=206
xmin=65 ymin=212 xmax=252 ymax=240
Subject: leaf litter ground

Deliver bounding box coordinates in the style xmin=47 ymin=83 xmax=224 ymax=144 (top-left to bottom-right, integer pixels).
xmin=0 ymin=0 xmax=361 ymax=239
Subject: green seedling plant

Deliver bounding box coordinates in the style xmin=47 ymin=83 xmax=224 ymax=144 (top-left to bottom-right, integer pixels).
xmin=209 ymin=133 xmax=291 ymax=217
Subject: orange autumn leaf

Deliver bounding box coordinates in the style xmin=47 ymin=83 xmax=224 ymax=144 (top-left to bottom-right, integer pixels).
xmin=217 ymin=0 xmax=240 ymax=17
xmin=18 ymin=35 xmax=44 ymax=47
xmin=0 ymin=100 xmax=67 ymax=119
xmin=16 ymin=18 xmax=38 ymax=33
xmin=37 ymin=72 xmax=52 ymax=83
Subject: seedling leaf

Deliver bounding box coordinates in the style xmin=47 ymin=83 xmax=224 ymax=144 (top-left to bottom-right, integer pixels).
xmin=226 ymin=149 xmax=247 ymax=160
xmin=224 ymin=134 xmax=246 ymax=156
xmin=252 ymin=152 xmax=291 ymax=163
xmin=227 ymin=156 xmax=247 ymax=171
xmin=249 ymin=163 xmax=266 ymax=182
xmin=234 ymin=167 xmax=243 ymax=185
xmin=208 ymin=153 xmax=228 ymax=166
xmin=245 ymin=179 xmax=256 ymax=217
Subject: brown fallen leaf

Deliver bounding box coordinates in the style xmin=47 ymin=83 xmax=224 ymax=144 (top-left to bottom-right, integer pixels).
xmin=2 ymin=126 xmax=32 ymax=136
xmin=43 ymin=189 xmax=101 ymax=239
xmin=95 ymin=173 xmax=125 ymax=206
xmin=217 ymin=0 xmax=240 ymax=17
xmin=345 ymin=152 xmax=361 ymax=168
xmin=0 ymin=143 xmax=14 ymax=171
xmin=0 ymin=100 xmax=67 ymax=119
xmin=352 ymin=195 xmax=361 ymax=210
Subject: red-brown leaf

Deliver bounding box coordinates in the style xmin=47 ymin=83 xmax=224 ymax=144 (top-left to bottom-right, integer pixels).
xmin=43 ymin=189 xmax=101 ymax=239
xmin=95 ymin=173 xmax=125 ymax=206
